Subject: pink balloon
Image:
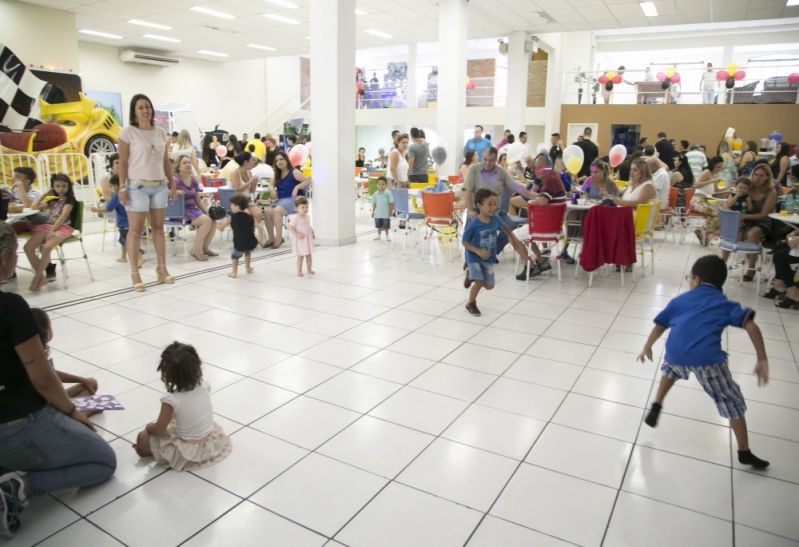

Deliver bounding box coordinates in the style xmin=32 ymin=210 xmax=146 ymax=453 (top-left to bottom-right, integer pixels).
xmin=734 ymin=70 xmax=745 ymax=80
xmin=466 ymin=80 xmax=476 ymax=91
xmin=671 ymin=73 xmax=681 ymax=83
xmin=656 ymin=72 xmax=665 ymax=81
xmin=612 ymin=75 xmax=622 ymax=84
xmin=608 ymin=144 xmax=627 ymax=168
xmin=288 ymin=150 xmax=303 ymax=166
xmin=215 ymin=145 xmax=227 ymax=158
xmin=789 ymin=73 xmax=799 ymax=85
xmin=716 ymin=71 xmax=728 ymax=81
xmin=598 ymin=75 xmax=608 ymax=84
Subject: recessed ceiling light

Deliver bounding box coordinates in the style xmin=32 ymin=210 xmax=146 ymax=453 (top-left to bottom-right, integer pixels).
xmin=263 ymin=13 xmax=301 ymax=24
xmin=197 ymin=49 xmax=229 ymax=57
xmin=190 ymin=6 xmax=235 ymax=19
xmin=365 ymin=28 xmax=392 ymax=39
xmin=247 ymin=43 xmax=277 ymax=51
xmin=787 ymin=0 xmax=799 ymax=6
xmin=355 ymin=8 xmax=367 ymax=15
xmin=128 ymin=19 xmax=172 ymax=30
xmin=640 ymin=2 xmax=658 ymax=16
xmin=266 ymin=0 xmax=298 ymax=7
xmin=79 ymin=29 xmax=123 ymax=39
xmin=143 ymin=33 xmax=181 ymax=43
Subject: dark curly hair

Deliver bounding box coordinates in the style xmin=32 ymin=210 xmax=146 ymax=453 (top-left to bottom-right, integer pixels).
xmin=157 ymin=342 xmax=203 ymax=393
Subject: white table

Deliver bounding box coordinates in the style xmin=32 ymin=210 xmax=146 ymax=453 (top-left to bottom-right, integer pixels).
xmin=5 ymin=208 xmax=37 ymax=223
xmin=769 ymin=212 xmax=799 ymax=228
xmin=198 ymin=187 xmax=218 ymax=194
xmin=567 ymin=202 xmax=596 ymax=211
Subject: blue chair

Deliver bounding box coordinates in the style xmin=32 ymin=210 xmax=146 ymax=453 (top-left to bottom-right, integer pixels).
xmin=217 ymin=188 xmax=236 ymax=214
xmin=164 ymin=198 xmax=189 ymax=257
xmin=718 ymin=208 xmax=764 ymax=291
xmin=390 ymin=188 xmax=425 ymax=251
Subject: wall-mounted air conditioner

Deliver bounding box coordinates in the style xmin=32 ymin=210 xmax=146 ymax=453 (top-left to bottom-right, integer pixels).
xmin=120 ymin=50 xmax=180 ymax=67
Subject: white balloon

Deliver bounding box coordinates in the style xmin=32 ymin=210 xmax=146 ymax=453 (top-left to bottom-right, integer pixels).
xmin=290 ymin=144 xmax=308 ymax=164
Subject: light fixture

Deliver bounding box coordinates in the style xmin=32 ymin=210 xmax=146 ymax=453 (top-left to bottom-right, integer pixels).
xmin=128 ymin=19 xmax=172 ymax=30
xmin=365 ymin=28 xmax=392 ymax=39
xmin=197 ymin=49 xmax=229 ymax=57
xmin=78 ymin=29 xmax=123 ymax=39
xmin=247 ymin=43 xmax=277 ymax=51
xmin=266 ymin=0 xmax=298 ymax=7
xmin=535 ymin=11 xmax=553 ymax=23
xmin=788 ymin=0 xmax=799 ymax=6
xmin=355 ymin=8 xmax=367 ymax=15
xmin=263 ymin=13 xmax=301 ymax=24
xmin=190 ymin=6 xmax=236 ymax=19
xmin=640 ymin=2 xmax=658 ymax=16
xmin=143 ymin=34 xmax=181 ymax=43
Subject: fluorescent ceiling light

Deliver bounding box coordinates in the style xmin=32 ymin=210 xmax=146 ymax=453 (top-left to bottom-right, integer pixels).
xmin=355 ymin=8 xmax=367 ymax=15
xmin=143 ymin=33 xmax=181 ymax=43
xmin=266 ymin=0 xmax=298 ymax=7
xmin=263 ymin=13 xmax=301 ymax=24
xmin=365 ymin=28 xmax=393 ymax=39
xmin=640 ymin=2 xmax=658 ymax=16
xmin=190 ymin=6 xmax=235 ymax=19
xmin=788 ymin=0 xmax=799 ymax=6
xmin=197 ymin=49 xmax=229 ymax=57
xmin=79 ymin=29 xmax=123 ymax=39
xmin=247 ymin=43 xmax=277 ymax=51
xmin=128 ymin=19 xmax=172 ymax=30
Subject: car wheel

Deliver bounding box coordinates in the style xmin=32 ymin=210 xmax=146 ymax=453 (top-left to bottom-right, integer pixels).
xmin=84 ymin=135 xmax=116 ymax=156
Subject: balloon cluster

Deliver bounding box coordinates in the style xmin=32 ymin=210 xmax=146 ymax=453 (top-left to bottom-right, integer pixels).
xmin=598 ymin=71 xmax=622 ymax=91
xmin=656 ymin=66 xmax=681 ymax=90
xmin=716 ymin=63 xmax=745 ymax=90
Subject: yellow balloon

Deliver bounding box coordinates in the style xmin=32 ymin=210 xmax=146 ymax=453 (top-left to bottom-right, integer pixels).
xmin=566 ymin=156 xmax=582 ymax=174
xmin=666 ymin=66 xmax=675 ymax=78
xmin=727 ymin=63 xmax=737 ymax=77
xmin=607 ymin=71 xmax=615 ymax=80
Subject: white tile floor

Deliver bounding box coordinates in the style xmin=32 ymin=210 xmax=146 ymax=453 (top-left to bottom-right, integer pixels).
xmin=4 ymin=215 xmax=799 ymax=546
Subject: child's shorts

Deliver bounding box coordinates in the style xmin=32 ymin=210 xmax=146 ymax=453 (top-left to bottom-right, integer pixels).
xmin=467 ymin=261 xmax=495 ymax=287
xmin=375 ymin=218 xmax=390 ymax=229
xmin=231 ymin=249 xmax=250 ymax=259
xmin=661 ymin=361 xmax=746 ymax=420
xmin=118 ymin=227 xmax=128 ymax=247
xmin=31 ymin=223 xmax=74 ymax=238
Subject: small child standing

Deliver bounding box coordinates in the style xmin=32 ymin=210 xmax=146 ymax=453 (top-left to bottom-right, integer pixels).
xmin=219 ymin=194 xmax=258 ymax=278
xmin=638 ymin=255 xmax=770 ymax=468
xmin=461 ymin=188 xmax=527 ymax=316
xmin=91 ymin=175 xmax=129 ymax=263
xmin=370 ymin=176 xmax=394 ymax=241
xmin=289 ymin=196 xmax=315 ymax=277
xmin=134 ymin=342 xmax=231 ymax=471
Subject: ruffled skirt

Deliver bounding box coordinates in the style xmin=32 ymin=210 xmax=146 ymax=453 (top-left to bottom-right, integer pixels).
xmin=149 ymin=421 xmax=232 ymax=472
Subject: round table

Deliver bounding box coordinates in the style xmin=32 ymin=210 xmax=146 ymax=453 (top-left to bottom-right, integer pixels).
xmin=769 ymin=212 xmax=799 ymax=228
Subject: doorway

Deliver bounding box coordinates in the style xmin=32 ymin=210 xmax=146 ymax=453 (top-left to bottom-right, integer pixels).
xmin=610 ymin=124 xmax=640 ymax=153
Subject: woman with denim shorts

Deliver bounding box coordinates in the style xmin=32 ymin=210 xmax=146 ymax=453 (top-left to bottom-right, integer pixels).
xmin=264 ymin=151 xmax=311 ymax=249
xmin=118 ymin=93 xmax=177 ymax=291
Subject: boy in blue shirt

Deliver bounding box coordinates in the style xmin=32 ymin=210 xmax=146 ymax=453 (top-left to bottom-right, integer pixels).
xmin=462 ymin=188 xmax=526 ymax=316
xmin=638 ymin=255 xmax=770 ymax=468
xmin=370 ymin=176 xmax=394 ymax=241
xmin=91 ymin=175 xmax=129 ymax=263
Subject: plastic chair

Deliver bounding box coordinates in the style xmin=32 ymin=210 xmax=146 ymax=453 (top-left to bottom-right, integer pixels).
xmin=516 ymin=202 xmax=568 ymax=282
xmin=390 ymin=188 xmax=424 ymax=251
xmin=634 ymin=202 xmax=657 ymax=276
xmin=217 ymin=188 xmax=236 ymax=214
xmin=55 ymin=201 xmax=94 ymax=289
xmin=718 ymin=208 xmax=764 ymax=292
xmin=420 ymin=191 xmax=457 ymax=259
xmin=164 ymin=198 xmax=189 ymax=257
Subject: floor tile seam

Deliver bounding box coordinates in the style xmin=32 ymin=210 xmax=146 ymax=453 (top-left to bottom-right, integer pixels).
xmin=65 ymin=467 xmax=170 ymax=520
xmin=465 ymin=513 xmax=584 ymax=547
xmin=618 ymin=487 xmax=737 ymax=524
xmin=732 ymin=522 xmax=799 ymax=544
xmin=628 ymin=442 xmax=760 ymax=474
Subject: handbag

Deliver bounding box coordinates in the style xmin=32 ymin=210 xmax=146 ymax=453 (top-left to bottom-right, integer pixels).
xmin=207 ymin=205 xmax=226 ymax=221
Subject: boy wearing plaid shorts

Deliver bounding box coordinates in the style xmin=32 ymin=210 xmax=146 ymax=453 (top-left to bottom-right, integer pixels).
xmin=638 ymin=255 xmax=770 ymax=469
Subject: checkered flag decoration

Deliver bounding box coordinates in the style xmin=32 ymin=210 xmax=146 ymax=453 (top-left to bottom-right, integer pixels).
xmin=0 ymin=44 xmax=47 ymax=130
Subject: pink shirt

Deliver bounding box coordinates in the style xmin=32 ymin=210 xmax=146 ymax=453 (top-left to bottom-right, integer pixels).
xmin=119 ymin=125 xmax=168 ymax=181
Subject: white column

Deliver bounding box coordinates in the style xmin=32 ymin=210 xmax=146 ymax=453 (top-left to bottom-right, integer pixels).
xmin=436 ymin=0 xmax=468 ymax=178
xmin=406 ymin=43 xmax=417 ymax=109
xmin=505 ymin=31 xmax=528 ymax=136
xmin=310 ymin=0 xmax=356 ymax=245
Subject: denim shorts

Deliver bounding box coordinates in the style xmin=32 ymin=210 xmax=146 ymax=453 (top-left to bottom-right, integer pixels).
xmin=467 ymin=261 xmax=495 ymax=287
xmin=277 ymin=197 xmax=296 ymax=215
xmin=661 ymin=361 xmax=747 ymax=420
xmin=375 ymin=218 xmax=390 ymax=229
xmin=127 ymin=180 xmax=168 ymax=212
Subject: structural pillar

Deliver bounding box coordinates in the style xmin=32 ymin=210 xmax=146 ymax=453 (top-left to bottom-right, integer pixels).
xmin=436 ymin=0 xmax=468 ymax=178
xmin=505 ymin=31 xmax=529 ymax=137
xmin=310 ymin=0 xmax=356 ymax=245
xmin=406 ymin=43 xmax=417 ymax=109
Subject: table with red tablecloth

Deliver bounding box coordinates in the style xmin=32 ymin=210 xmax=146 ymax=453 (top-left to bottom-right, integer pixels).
xmin=578 ymin=205 xmax=636 ymax=272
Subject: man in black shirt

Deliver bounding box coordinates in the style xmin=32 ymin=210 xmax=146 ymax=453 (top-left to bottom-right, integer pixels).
xmin=575 ymin=127 xmax=598 ymax=178
xmin=549 ymin=133 xmax=563 ymax=165
xmin=655 ymin=131 xmax=675 ymax=170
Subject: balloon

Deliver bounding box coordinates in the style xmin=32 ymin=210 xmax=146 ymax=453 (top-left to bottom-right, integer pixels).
xmin=716 ymin=71 xmax=728 ymax=81
xmin=612 ymin=75 xmax=622 ymax=84
xmin=356 ymin=80 xmax=364 ymax=91
xmin=734 ymin=70 xmax=745 ymax=81
xmin=378 ymin=148 xmax=385 ymax=156
xmin=290 ymin=144 xmax=308 ymax=164
xmin=466 ymin=80 xmax=476 ymax=91
xmin=598 ymin=75 xmax=608 ymax=84
xmin=666 ymin=66 xmax=675 ymax=78
xmin=562 ymin=144 xmax=584 ymax=175
xmin=288 ymin=149 xmax=303 ymax=167
xmin=727 ymin=63 xmax=737 ymax=77
xmin=215 ymin=145 xmax=227 ymax=158
xmin=656 ymin=72 xmax=665 ymax=81
xmin=607 ymin=71 xmax=615 ymax=80
xmin=609 ymin=144 xmax=627 ymax=168
xmin=725 ymin=78 xmax=735 ymax=89
xmin=661 ymin=81 xmax=670 ymax=90
xmin=605 ymin=82 xmax=614 ymax=91
xmin=431 ymin=146 xmax=447 ymax=165
xmin=788 ymin=73 xmax=799 ymax=85
xmin=671 ymin=73 xmax=681 ymax=83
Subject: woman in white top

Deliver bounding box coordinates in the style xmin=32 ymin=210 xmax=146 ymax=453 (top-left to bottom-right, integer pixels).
xmin=171 ymin=129 xmax=200 ymax=175
xmin=612 ymin=158 xmax=656 ymax=206
xmin=118 ymin=94 xmax=176 ymax=291
xmin=389 ymin=133 xmax=409 ymax=188
xmin=229 ymin=151 xmax=269 ymax=247
xmin=689 ymin=155 xmax=725 ymax=245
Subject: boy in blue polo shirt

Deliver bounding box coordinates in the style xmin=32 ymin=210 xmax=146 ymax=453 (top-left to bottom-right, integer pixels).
xmin=370 ymin=176 xmax=394 ymax=241
xmin=638 ymin=255 xmax=770 ymax=468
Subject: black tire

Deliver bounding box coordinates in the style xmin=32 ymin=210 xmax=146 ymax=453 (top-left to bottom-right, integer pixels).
xmin=84 ymin=135 xmax=116 ymax=156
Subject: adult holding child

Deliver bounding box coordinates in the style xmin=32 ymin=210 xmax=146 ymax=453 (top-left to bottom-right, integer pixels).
xmin=173 ymin=156 xmax=217 ymax=261
xmin=737 ymin=164 xmax=777 ymax=281
xmin=228 ymin=151 xmax=269 ymax=247
xmin=118 ymin=93 xmax=176 ymax=291
xmin=0 ymin=222 xmax=116 ymax=538
xmin=264 ymin=151 xmax=311 ymax=249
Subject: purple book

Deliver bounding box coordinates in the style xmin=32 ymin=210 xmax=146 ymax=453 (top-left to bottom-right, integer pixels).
xmin=72 ymin=395 xmax=125 ymax=412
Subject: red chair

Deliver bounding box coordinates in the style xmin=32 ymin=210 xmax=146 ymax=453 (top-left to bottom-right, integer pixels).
xmin=516 ymin=202 xmax=568 ymax=282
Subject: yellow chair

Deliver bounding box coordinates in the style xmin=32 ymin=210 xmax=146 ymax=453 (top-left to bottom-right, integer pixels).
xmin=633 ymin=201 xmax=658 ymax=275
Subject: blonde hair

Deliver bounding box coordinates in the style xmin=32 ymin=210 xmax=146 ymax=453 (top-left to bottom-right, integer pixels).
xmin=630 ymin=158 xmax=652 ymax=184
xmin=172 ymin=154 xmax=192 ymax=173
xmin=177 ymin=129 xmax=192 ymax=149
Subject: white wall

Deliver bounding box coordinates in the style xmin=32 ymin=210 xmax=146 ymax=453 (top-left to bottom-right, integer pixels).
xmin=0 ymin=0 xmax=79 ymax=70
xmin=78 ymin=42 xmax=266 ymax=137
xmin=264 ymin=56 xmax=302 ymax=135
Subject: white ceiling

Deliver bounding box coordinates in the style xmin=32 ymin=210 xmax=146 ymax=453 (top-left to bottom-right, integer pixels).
xmin=18 ymin=0 xmax=799 ymax=62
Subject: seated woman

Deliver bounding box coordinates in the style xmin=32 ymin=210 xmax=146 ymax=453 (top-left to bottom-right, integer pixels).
xmin=762 ymin=229 xmax=799 ymax=309
xmin=580 ymin=159 xmax=619 ymax=199
xmin=690 ymin=155 xmax=724 ymax=245
xmin=510 ymin=154 xmax=552 ymax=215
xmin=737 ymin=164 xmax=777 ymax=281
xmin=229 ymin=151 xmax=269 ymax=247
xmin=459 ymin=151 xmax=476 ymax=182
xmin=610 ymin=158 xmax=656 ymax=207
xmin=264 ymin=151 xmax=311 ymax=249
xmin=173 ymin=155 xmax=217 ymax=261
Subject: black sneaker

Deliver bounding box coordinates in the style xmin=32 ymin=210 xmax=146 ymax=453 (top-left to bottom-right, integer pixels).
xmin=0 ymin=472 xmax=28 ymax=538
xmin=465 ymin=302 xmax=481 ymax=316
xmin=560 ymin=252 xmax=576 ymax=265
xmin=517 ymin=261 xmax=544 ymax=280
xmin=45 ymin=262 xmax=57 ymax=282
xmin=538 ymin=260 xmax=552 ymax=273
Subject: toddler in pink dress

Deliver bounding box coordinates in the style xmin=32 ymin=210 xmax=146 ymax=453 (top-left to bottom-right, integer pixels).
xmin=289 ymin=196 xmax=315 ymax=276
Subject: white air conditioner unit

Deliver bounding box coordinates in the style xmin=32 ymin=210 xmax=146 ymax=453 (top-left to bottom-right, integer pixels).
xmin=120 ymin=50 xmax=180 ymax=67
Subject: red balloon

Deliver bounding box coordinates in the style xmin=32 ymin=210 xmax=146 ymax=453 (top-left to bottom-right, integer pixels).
xmin=356 ymin=80 xmax=364 ymax=91
xmin=612 ymin=75 xmax=622 ymax=84
xmin=716 ymin=70 xmax=728 ymax=81
xmin=789 ymin=73 xmax=799 ymax=85
xmin=671 ymin=73 xmax=680 ymax=83
xmin=598 ymin=75 xmax=608 ymax=84
xmin=466 ymin=80 xmax=476 ymax=91
xmin=734 ymin=70 xmax=745 ymax=81
xmin=288 ymin=150 xmax=303 ymax=166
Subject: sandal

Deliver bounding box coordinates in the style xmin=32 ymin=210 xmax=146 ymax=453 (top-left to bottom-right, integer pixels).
xmin=762 ymin=288 xmax=784 ymax=299
xmin=155 ymin=267 xmax=175 ymax=284
xmin=742 ymin=269 xmax=756 ymax=282
xmin=775 ymin=296 xmax=799 ymax=309
xmin=131 ymin=272 xmax=145 ymax=292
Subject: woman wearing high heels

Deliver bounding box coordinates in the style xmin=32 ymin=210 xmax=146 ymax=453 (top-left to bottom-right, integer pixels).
xmin=118 ymin=93 xmax=176 ymax=291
